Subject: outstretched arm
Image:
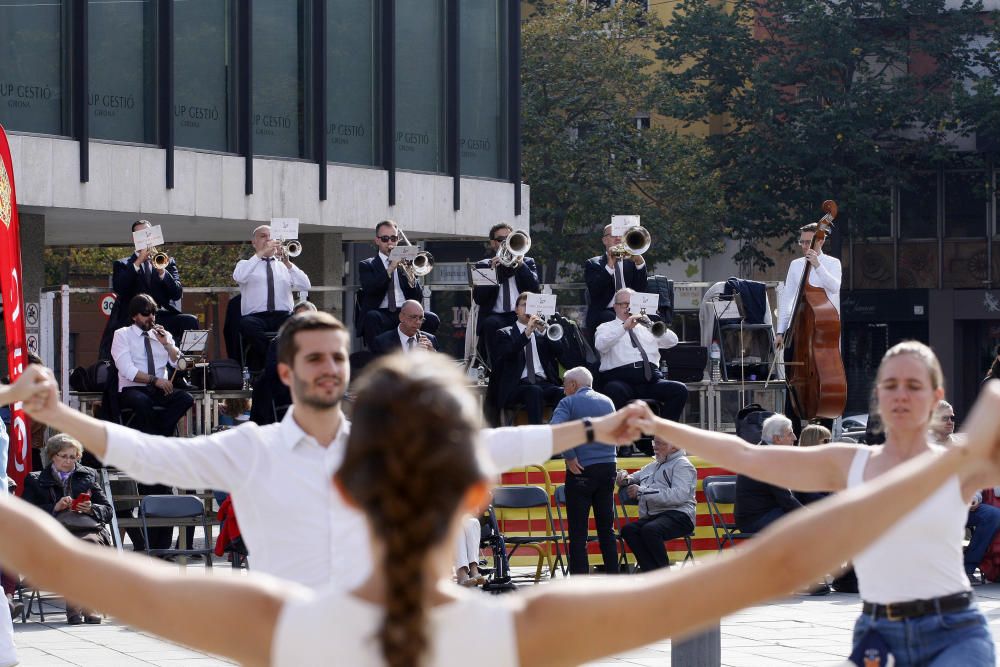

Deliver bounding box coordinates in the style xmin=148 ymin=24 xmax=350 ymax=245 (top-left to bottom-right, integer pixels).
xmin=0 ymin=365 xmax=56 ymax=408
xmin=0 ymin=495 xmax=285 ymax=667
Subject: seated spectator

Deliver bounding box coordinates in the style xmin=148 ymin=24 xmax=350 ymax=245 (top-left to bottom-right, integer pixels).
xmin=22 ymin=434 xmax=113 ymax=625
xmin=931 ymin=399 xmax=959 ymax=445
xmin=370 ymin=300 xmax=441 ymax=356
xmin=965 ymin=489 xmax=1000 ymax=582
xmin=454 ymin=516 xmax=486 ymax=587
xmin=219 ymin=398 xmax=251 ymax=428
xmin=617 ymin=436 xmax=697 ymax=571
xmin=734 ymin=414 xmax=803 ymax=533
xmin=798 ymin=424 xmax=831 ymax=448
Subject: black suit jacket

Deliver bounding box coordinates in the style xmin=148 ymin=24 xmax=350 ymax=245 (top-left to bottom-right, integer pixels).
xmin=584 ymin=256 xmax=647 ymax=330
xmin=370 ymin=328 xmax=442 ymax=356
xmin=472 ymin=256 xmax=541 ymax=316
xmin=99 ymin=254 xmax=185 ymax=358
xmin=358 ymin=256 xmax=423 ymax=315
xmin=491 ymin=324 xmax=563 ymax=408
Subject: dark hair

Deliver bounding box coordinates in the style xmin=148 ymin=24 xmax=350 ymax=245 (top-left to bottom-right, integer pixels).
xmin=489 ymin=222 xmax=512 ymax=240
xmin=375 ymin=220 xmax=398 ymax=236
xmin=336 ymin=354 xmax=484 ymax=667
xmin=799 ymin=222 xmax=818 ymax=233
xmin=515 ymin=291 xmax=533 ymax=308
xmin=131 ymin=219 xmax=151 ymax=232
xmin=128 ymin=294 xmax=157 ymax=318
xmin=276 ymin=311 xmax=347 ymax=367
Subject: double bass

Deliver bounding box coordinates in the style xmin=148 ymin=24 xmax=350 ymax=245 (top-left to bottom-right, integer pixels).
xmin=783 ymin=200 xmax=847 ymax=420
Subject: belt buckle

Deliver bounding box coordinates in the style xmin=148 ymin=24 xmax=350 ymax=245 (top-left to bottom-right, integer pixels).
xmin=884 ymin=603 xmax=904 ymax=621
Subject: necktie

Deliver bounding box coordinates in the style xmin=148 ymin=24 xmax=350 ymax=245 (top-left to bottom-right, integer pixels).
xmin=386 ymin=259 xmax=397 ymax=312
xmin=524 ymin=337 xmax=538 ymax=384
xmin=407 ymin=336 xmax=415 ymax=351
xmin=614 ymin=262 xmax=625 ymax=291
xmin=502 ymin=277 xmax=511 ymax=313
xmin=144 ymin=261 xmax=152 ymax=283
xmin=628 ymin=329 xmax=652 ymax=381
xmin=143 ymin=332 xmax=156 ymax=378
xmin=265 ymin=258 xmax=276 ymax=312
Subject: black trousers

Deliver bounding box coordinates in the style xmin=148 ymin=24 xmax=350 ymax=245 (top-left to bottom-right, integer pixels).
xmin=360 ymin=308 xmax=441 ymax=350
xmin=239 ymin=310 xmax=291 ymax=366
xmin=565 ymin=462 xmax=619 ymax=575
xmin=505 ymin=380 xmax=564 ymax=425
xmin=119 ymin=386 xmax=194 ymax=437
xmin=599 ymin=366 xmax=689 ymax=420
xmin=620 ymin=510 xmax=694 ymax=572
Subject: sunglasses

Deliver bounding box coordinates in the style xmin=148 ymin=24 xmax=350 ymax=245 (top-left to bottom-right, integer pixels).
xmin=377 ymin=235 xmax=399 ymax=243
xmin=140 ymin=310 xmax=156 ymax=316
xmin=492 ymin=235 xmax=509 ymax=242
xmin=944 ymin=415 xmax=956 ymax=422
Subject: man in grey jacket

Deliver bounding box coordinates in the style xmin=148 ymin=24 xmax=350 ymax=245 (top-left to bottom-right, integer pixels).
xmin=617 ymin=436 xmax=697 ymax=571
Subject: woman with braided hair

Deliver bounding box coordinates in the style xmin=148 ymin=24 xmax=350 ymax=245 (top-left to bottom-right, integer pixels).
xmin=2 ymin=357 xmax=1000 ymax=666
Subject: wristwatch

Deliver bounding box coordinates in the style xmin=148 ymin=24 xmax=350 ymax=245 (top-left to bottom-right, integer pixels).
xmin=582 ymin=418 xmax=595 ymax=444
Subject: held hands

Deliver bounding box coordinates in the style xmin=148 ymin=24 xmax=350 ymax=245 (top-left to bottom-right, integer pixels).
xmin=1 ymin=365 xmax=56 ymax=407
xmin=592 ymin=403 xmax=649 ymax=445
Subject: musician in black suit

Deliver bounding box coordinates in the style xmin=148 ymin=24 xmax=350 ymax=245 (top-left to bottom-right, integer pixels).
xmin=472 ymin=223 xmax=540 ymax=347
xmin=98 ymin=220 xmax=200 ymax=359
xmin=357 ymin=220 xmax=439 ymax=349
xmin=370 ymin=300 xmax=442 ymax=356
xmin=490 ymin=292 xmax=566 ymax=425
xmin=584 ymin=223 xmax=647 ymax=333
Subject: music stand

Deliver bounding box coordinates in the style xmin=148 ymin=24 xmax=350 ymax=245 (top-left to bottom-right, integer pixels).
xmin=176 ymin=330 xmax=211 ymax=387
xmin=463 ymin=264 xmax=498 ymax=375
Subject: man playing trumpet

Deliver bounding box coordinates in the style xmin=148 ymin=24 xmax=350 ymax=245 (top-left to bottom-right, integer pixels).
xmin=472 ymin=223 xmax=540 ymax=349
xmin=370 ymin=300 xmax=441 ymax=356
xmin=584 ymin=223 xmax=648 ymax=334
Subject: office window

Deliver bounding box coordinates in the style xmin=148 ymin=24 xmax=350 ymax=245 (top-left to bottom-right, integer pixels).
xmin=253 ymin=0 xmax=304 ymax=158
xmin=89 ymin=0 xmax=156 ymax=143
xmin=0 ymin=0 xmax=66 ymax=135
xmin=174 ymin=0 xmax=232 ymax=152
xmin=945 ymin=171 xmax=989 ymax=238
xmin=459 ymin=0 xmax=506 ymax=179
xmin=327 ymin=0 xmax=378 ymax=166
xmin=898 ymin=173 xmax=937 ymax=239
xmin=395 ymin=0 xmax=445 ymax=172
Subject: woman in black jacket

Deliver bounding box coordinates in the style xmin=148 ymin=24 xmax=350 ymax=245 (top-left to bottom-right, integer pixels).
xmin=22 ymin=434 xmax=113 ymax=625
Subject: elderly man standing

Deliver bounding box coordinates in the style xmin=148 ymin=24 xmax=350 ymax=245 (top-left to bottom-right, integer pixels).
xmin=734 ymin=414 xmax=803 ymax=534
xmin=617 ymin=436 xmax=697 ymax=572
xmin=370 ymin=300 xmax=441 ymax=355
xmin=551 ymin=367 xmax=618 ymax=575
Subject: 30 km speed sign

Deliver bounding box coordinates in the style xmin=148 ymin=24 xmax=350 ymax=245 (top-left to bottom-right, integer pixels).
xmin=101 ymin=293 xmax=117 ymax=318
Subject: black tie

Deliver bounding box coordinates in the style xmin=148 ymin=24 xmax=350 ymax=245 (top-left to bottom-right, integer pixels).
xmin=628 ymin=329 xmax=652 ymax=381
xmin=502 ymin=277 xmax=511 ymax=313
xmin=265 ymin=258 xmax=276 ymax=312
xmin=407 ymin=336 xmax=415 ymax=351
xmin=524 ymin=338 xmax=538 ymax=384
xmin=614 ymin=262 xmax=625 ymax=291
xmin=386 ymin=259 xmax=397 ymax=312
xmin=144 ymin=261 xmax=152 ymax=283
xmin=143 ymin=332 xmax=156 ymax=378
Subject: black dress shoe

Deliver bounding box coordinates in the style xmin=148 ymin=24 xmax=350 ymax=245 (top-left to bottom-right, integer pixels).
xmin=84 ymin=613 xmax=102 ymax=624
xmin=67 ymin=614 xmax=84 ymax=625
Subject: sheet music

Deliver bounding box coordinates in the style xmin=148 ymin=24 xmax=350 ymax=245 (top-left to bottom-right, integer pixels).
xmin=467 ymin=264 xmax=498 ymax=286
xmin=179 ymin=330 xmax=209 ymax=353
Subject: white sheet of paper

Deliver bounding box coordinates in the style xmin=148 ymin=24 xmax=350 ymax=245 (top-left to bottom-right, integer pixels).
xmin=389 ymin=245 xmax=421 ymax=260
xmin=713 ymin=298 xmax=741 ymax=321
xmin=468 ymin=264 xmax=498 ymax=286
xmin=629 ymin=292 xmax=659 ymax=315
xmin=526 ymin=293 xmax=557 ymax=317
xmin=179 ymin=330 xmax=210 ymax=353
xmin=611 ymin=215 xmax=640 ymax=236
xmin=133 ymin=225 xmax=165 ymax=251
xmin=270 ymin=217 xmax=300 ymax=241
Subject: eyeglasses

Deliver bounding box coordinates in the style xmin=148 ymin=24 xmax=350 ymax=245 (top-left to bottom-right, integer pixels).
xmin=944 ymin=415 xmax=956 ymax=422
xmin=797 ymin=240 xmax=812 ymax=246
xmin=377 ymin=235 xmax=399 ymax=243
xmin=402 ymin=314 xmax=425 ymax=322
xmin=140 ymin=310 xmax=156 ymax=316
xmin=54 ymin=453 xmax=79 ymax=461
xmin=492 ymin=235 xmax=509 ymax=242
xmin=614 ymin=302 xmax=630 ymax=307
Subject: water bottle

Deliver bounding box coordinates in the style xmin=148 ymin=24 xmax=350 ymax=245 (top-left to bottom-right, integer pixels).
xmin=241 ymin=366 xmax=251 ymax=391
xmin=476 ymin=365 xmax=487 ymax=386
xmin=709 ymin=340 xmax=721 ymax=383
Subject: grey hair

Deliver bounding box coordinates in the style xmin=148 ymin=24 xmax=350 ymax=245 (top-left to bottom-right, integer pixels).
xmin=613 ymin=287 xmax=635 ymax=303
xmin=251 ymin=224 xmax=270 ymax=238
xmin=43 ymin=433 xmax=83 ymax=467
xmin=760 ymin=414 xmax=793 ymax=444
xmin=563 ymin=367 xmax=593 ymax=387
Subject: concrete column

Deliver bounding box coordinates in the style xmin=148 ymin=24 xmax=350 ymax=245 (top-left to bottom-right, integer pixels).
xmin=18 ymin=213 xmax=45 ymax=310
xmin=298 ymin=232 xmax=345 ymax=319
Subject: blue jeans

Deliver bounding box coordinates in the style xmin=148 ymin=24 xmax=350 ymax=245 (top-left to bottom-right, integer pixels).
xmin=852 ymin=604 xmax=994 ymax=666
xmin=965 ymin=504 xmax=1000 ymax=575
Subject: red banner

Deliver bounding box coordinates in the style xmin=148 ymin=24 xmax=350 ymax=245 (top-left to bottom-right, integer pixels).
xmin=0 ymin=124 xmax=31 ymax=492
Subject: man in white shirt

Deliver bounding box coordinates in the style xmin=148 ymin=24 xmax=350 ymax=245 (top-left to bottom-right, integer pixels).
xmin=775 ymin=222 xmax=842 ymax=347
xmin=233 ymin=224 xmax=312 ymax=367
xmin=24 ymin=313 xmax=644 ymax=590
xmin=594 ymin=288 xmax=687 ymax=420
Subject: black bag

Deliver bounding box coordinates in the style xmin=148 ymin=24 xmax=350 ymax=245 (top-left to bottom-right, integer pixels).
xmin=660 ymin=343 xmax=707 ymax=383
xmin=736 ymin=403 xmax=775 ymax=444
xmin=193 ymin=359 xmax=244 ymax=391
xmin=55 ymin=509 xmax=103 ymax=534
xmin=69 ymin=360 xmax=111 ymax=392
xmin=647 ymin=275 xmax=675 ymax=324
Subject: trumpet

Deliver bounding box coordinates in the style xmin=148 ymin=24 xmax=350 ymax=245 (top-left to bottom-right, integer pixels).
xmin=146 ymin=246 xmax=170 ymax=271
xmin=530 ymin=314 xmax=563 ymax=342
xmin=396 ymin=227 xmax=434 ymax=288
xmin=275 ymin=239 xmax=302 ymax=260
xmin=609 ymin=226 xmax=651 ymax=259
xmin=635 ymin=308 xmax=667 ymax=338
xmin=497 ymin=229 xmax=530 ymax=268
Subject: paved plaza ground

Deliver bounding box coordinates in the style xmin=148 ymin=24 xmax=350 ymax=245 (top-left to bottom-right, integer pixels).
xmin=10 ymin=571 xmax=1000 ymax=666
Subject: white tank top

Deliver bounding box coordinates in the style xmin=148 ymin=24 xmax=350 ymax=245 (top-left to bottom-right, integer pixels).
xmin=271 ymin=587 xmax=520 ymax=667
xmin=846 ymin=447 xmax=971 ymax=604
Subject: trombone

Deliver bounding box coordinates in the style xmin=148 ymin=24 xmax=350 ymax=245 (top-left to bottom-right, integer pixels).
xmin=497 ymin=229 xmax=530 ymax=268
xmin=609 ymin=226 xmax=651 ymax=259
xmin=396 ymin=227 xmax=434 ymax=288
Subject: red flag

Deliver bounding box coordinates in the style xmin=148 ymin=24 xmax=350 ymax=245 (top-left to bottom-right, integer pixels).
xmin=0 ymin=124 xmax=32 ymax=492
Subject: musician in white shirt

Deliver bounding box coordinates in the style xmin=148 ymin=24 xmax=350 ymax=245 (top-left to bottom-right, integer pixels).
xmin=775 ymin=222 xmax=842 ymax=347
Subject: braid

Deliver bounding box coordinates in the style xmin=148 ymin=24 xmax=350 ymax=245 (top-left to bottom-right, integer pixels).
xmin=338 ymin=354 xmax=484 ymax=667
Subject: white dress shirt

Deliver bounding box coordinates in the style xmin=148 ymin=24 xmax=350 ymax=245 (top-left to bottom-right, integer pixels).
xmin=102 ymin=411 xmax=553 ymax=590
xmin=378 ymin=252 xmax=407 ymax=310
xmin=594 ymin=318 xmax=678 ymax=372
xmin=110 ymin=324 xmax=178 ymax=390
xmin=396 ymin=327 xmax=423 ymax=352
xmin=491 ymin=253 xmax=520 ymax=314
xmin=776 ymin=253 xmax=841 ymax=334
xmin=515 ymin=321 xmax=546 ymax=382
xmin=233 ymin=255 xmax=312 ymax=315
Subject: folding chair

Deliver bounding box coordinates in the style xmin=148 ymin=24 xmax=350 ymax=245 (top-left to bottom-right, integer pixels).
xmin=702 ymin=474 xmax=754 ymax=551
xmin=614 ymin=487 xmax=694 ymax=571
xmin=492 ymin=485 xmax=566 ymax=582
xmin=139 ymin=495 xmax=214 ymax=565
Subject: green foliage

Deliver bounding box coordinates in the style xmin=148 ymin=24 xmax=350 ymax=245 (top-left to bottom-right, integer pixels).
xmin=658 ymin=0 xmax=1000 ymax=268
xmin=522 ymin=2 xmax=727 ymax=282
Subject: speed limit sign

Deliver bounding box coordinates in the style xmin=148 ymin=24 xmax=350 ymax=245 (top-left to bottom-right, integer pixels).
xmin=100 ymin=293 xmax=117 ymax=318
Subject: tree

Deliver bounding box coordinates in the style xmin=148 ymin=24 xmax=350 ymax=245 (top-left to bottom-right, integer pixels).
xmin=657 ymin=0 xmax=1000 ymax=269
xmin=522 ymin=2 xmax=727 ymax=283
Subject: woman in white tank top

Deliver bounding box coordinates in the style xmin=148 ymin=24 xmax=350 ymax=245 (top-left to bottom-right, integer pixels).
xmin=0 ymin=357 xmax=999 ymax=667
xmin=636 ymin=341 xmax=998 ymax=666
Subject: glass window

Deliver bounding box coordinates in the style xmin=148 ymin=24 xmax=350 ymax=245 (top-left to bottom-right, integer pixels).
xmin=459 ymin=0 xmax=506 ymax=179
xmin=0 ymin=0 xmax=66 ymax=135
xmin=174 ymin=0 xmax=232 ymax=152
xmin=89 ymin=0 xmax=156 ymax=143
xmin=395 ymin=0 xmax=445 ymax=172
xmin=898 ymin=173 xmax=937 ymax=239
xmin=945 ymin=171 xmax=989 ymax=238
xmin=253 ymin=0 xmax=304 ymax=158
xmin=326 ymin=0 xmax=378 ymax=166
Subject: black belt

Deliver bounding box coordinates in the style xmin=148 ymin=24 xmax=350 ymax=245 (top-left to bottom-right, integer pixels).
xmin=862 ymin=591 xmax=973 ymax=620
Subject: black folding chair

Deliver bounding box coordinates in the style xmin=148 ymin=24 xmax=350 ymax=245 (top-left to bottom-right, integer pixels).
xmin=139 ymin=495 xmax=214 ymax=565
xmin=703 ymin=475 xmax=754 ymax=551
xmin=492 ymin=485 xmax=566 ymax=581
